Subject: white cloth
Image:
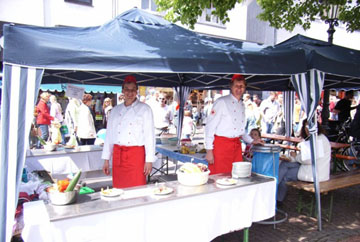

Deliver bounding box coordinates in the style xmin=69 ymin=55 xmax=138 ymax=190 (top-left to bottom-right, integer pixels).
xmin=22 ymin=176 xmax=276 ymax=242
xmin=205 ymin=94 xmax=253 ymax=149
xmin=102 ymin=99 xmax=156 ymax=163
xmin=181 ymin=116 xmax=194 ymax=138
xmin=293 ymin=134 xmax=331 ymax=182
xmin=64 ymin=99 xmax=80 ymax=134
xmin=153 ymin=104 xmax=172 ymax=129
xmin=77 ymin=103 xmax=96 ymax=139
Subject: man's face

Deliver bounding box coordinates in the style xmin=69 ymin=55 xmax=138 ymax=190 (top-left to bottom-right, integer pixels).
xmin=230 ymin=79 xmax=246 ymax=100
xmin=158 ymin=95 xmax=166 ymax=106
xmin=122 ymin=82 xmax=137 ymax=104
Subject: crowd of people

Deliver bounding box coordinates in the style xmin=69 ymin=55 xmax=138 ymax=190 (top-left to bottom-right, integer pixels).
xmin=30 ymin=77 xmax=360 ymax=201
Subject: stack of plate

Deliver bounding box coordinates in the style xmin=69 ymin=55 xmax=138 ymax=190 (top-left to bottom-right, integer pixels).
xmin=232 ymin=162 xmax=252 ymax=178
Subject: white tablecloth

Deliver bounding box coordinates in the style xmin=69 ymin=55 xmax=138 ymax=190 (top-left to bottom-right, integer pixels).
xmin=25 ymin=145 xmax=105 ymax=178
xmin=22 ymin=174 xmax=276 ymax=242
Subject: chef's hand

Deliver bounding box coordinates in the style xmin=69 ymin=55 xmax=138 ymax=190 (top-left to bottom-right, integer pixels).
xmin=103 ymin=159 xmax=110 ymax=176
xmin=144 ymin=162 xmax=152 ymax=176
xmin=205 ymin=149 xmax=214 ymax=164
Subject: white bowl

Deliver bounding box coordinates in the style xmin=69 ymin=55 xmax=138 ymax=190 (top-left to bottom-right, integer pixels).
xmin=176 ymin=169 xmax=210 ymax=186
xmin=47 ymin=190 xmax=77 ymax=205
xmin=168 ymin=138 xmax=178 ymax=146
xmin=232 ymin=162 xmax=252 ymax=178
xmin=160 ymin=137 xmax=169 ymax=144
xmin=44 ymin=144 xmax=56 ymax=151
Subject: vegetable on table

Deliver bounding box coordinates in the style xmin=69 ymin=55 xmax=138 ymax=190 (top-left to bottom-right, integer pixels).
xmin=65 ymin=170 xmax=82 ymax=192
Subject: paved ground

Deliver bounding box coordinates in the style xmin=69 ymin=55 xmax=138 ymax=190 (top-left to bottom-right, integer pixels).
xmin=212 ymin=182 xmax=360 ymax=242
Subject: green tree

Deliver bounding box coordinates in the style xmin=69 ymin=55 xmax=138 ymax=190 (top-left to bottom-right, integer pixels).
xmin=155 ymin=0 xmax=360 ymax=32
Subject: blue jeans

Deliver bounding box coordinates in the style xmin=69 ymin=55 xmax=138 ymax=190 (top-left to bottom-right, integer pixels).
xmin=277 ymin=161 xmax=300 ymax=202
xmin=37 ymin=124 xmax=49 ymax=148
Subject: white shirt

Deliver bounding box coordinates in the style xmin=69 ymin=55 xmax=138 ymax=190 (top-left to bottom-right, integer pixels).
xmin=153 ymin=104 xmax=172 ymax=129
xmin=101 ymin=99 xmax=156 ymax=163
xmin=293 ymin=134 xmax=331 ymax=182
xmin=77 ymin=103 xmax=96 ymax=139
xmin=50 ymin=102 xmax=63 ymax=122
xmin=205 ymin=94 xmax=253 ymax=150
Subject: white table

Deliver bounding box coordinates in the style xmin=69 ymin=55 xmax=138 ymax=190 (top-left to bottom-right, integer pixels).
xmin=22 ymin=173 xmax=276 ymax=242
xmin=25 ymin=145 xmax=106 ymax=179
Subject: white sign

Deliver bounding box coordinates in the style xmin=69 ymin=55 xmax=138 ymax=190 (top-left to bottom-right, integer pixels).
xmin=66 ymin=84 xmax=85 ymax=100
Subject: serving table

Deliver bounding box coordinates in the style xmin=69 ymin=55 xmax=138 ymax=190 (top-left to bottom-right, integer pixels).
xmin=22 ymin=173 xmax=276 ymax=242
xmin=156 ymin=144 xmax=208 ymax=165
xmin=25 ymin=145 xmax=105 ymax=179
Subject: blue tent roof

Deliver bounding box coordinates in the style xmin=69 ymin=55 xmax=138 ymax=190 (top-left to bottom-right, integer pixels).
xmin=276 ymin=35 xmax=360 ymax=90
xmin=3 ymin=8 xmax=307 ymax=91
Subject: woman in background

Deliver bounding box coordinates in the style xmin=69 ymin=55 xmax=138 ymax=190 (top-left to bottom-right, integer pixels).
xmin=77 ymin=94 xmax=96 ymax=145
xmin=102 ymin=97 xmax=113 ymax=129
xmin=277 ymin=119 xmax=331 ymax=204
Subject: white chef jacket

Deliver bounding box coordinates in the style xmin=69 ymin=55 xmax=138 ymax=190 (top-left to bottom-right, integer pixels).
xmin=205 ymin=94 xmax=253 ymax=150
xmin=101 ymin=99 xmax=156 ymax=163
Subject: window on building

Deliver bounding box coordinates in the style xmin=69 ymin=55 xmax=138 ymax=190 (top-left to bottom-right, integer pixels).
xmin=199 ymin=5 xmax=224 ymax=27
xmin=141 ymin=0 xmax=157 ymax=12
xmin=64 ymin=0 xmax=93 ymax=6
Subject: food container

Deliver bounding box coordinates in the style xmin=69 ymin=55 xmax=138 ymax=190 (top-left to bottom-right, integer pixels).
xmin=232 ymin=162 xmax=252 ymax=178
xmin=44 ymin=144 xmax=56 ymax=151
xmin=160 ymin=137 xmax=169 ymax=144
xmin=168 ymin=137 xmax=178 ymax=146
xmin=176 ymin=169 xmax=210 ymax=186
xmin=47 ymin=190 xmax=78 ymax=205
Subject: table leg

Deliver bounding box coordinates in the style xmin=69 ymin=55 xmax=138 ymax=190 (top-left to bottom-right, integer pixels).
xmin=243 ymin=227 xmax=249 ymax=242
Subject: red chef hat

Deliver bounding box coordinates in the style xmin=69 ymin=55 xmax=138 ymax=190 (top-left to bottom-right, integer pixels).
xmin=231 ymin=74 xmax=245 ymax=82
xmin=124 ymin=75 xmax=137 ymax=83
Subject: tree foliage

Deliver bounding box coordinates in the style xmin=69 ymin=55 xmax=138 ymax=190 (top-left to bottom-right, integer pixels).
xmin=155 ymin=0 xmax=360 ymax=32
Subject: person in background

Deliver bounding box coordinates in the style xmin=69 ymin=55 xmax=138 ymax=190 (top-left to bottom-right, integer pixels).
xmin=293 ymin=97 xmax=303 ymax=135
xmin=102 ymin=97 xmax=113 ymax=129
xmin=245 ymin=101 xmax=258 ymax=133
xmin=333 ymin=90 xmax=358 ymax=124
xmin=102 ymin=75 xmax=155 ymax=188
xmin=64 ymin=97 xmax=80 ymax=144
xmin=95 ymin=97 xmax=102 ymax=114
xmin=139 ymin=95 xmax=146 ymax=103
xmin=202 ymin=97 xmax=213 ymax=125
xmin=205 ymin=74 xmax=264 ymax=175
xmin=243 ymin=128 xmax=262 ymax=161
xmin=49 ymin=95 xmax=65 ymax=144
xmin=260 ymin=92 xmax=280 ymax=134
xmin=77 ymin=94 xmax=96 ymax=145
xmin=118 ymin=93 xmax=125 ymax=105
xmin=36 ymin=92 xmax=54 ymax=148
xmin=153 ymin=93 xmax=172 ymax=136
xmin=253 ymin=94 xmax=262 ymax=107
xmin=182 ymin=110 xmax=194 ymax=139
xmin=277 ymin=119 xmax=331 ymax=204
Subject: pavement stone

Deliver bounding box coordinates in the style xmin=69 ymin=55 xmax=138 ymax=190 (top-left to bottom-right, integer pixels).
xmin=212 ymin=183 xmax=360 ymax=242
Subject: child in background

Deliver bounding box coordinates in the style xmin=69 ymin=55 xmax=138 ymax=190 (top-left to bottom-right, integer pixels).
xmin=243 ymin=128 xmax=262 ymax=161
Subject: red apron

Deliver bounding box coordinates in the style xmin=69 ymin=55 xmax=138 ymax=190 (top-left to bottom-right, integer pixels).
xmin=112 ymin=145 xmax=146 ymax=188
xmin=208 ymin=135 xmax=243 ymax=175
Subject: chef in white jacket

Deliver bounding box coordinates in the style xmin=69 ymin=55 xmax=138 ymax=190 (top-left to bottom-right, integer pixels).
xmin=102 ymin=75 xmax=155 ymax=188
xmin=205 ymin=74 xmax=264 ymax=174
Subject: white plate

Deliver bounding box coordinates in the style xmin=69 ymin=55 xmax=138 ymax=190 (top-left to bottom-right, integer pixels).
xmin=100 ymin=188 xmax=124 ymax=197
xmin=153 ymin=187 xmax=174 ymax=195
xmin=216 ymin=178 xmax=237 ymax=186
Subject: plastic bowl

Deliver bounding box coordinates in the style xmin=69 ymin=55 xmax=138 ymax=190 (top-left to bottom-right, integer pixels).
xmin=47 ymin=190 xmax=78 ymax=205
xmin=168 ymin=137 xmax=178 ymax=146
xmin=176 ymin=169 xmax=210 ymax=186
xmin=44 ymin=144 xmax=56 ymax=151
